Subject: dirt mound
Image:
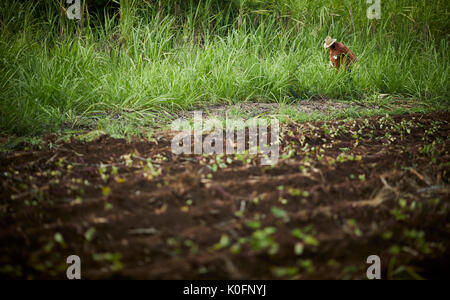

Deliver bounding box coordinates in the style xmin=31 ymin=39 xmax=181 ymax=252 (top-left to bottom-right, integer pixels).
xmin=0 ymin=112 xmax=449 ymax=279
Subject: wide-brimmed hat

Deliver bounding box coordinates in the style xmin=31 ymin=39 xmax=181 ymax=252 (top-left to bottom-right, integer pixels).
xmin=324 ymin=36 xmax=336 ymax=48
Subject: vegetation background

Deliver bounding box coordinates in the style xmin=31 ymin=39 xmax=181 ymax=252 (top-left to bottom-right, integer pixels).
xmin=0 ymin=0 xmax=448 ymax=136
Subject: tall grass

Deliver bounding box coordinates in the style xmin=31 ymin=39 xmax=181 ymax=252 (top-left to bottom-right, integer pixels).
xmin=0 ymin=0 xmax=448 ymax=135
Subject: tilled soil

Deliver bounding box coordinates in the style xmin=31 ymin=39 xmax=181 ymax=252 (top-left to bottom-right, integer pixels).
xmin=0 ymin=112 xmax=449 ymax=279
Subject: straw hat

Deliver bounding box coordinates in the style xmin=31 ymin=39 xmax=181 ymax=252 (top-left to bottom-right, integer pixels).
xmin=324 ymin=36 xmax=336 ymax=48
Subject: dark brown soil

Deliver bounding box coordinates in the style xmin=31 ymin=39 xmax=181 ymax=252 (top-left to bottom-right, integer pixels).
xmin=0 ymin=112 xmax=449 ymax=280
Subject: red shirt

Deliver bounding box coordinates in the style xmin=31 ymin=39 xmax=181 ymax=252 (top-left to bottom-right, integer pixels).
xmin=329 ymin=42 xmax=357 ymax=70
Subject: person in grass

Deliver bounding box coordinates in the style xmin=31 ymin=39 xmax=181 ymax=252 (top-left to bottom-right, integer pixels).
xmin=324 ymin=36 xmax=357 ymax=71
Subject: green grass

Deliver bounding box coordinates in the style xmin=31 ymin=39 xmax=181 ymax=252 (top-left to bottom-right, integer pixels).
xmin=0 ymin=0 xmax=448 ymax=137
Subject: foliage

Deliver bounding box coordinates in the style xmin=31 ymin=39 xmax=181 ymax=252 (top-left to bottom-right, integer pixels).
xmin=0 ymin=0 xmax=448 ymax=135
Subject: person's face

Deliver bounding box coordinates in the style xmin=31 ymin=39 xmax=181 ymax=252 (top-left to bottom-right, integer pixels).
xmin=330 ymin=43 xmax=336 ymax=50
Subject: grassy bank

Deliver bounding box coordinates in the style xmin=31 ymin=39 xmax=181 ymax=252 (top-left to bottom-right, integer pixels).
xmin=0 ymin=0 xmax=448 ymax=136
